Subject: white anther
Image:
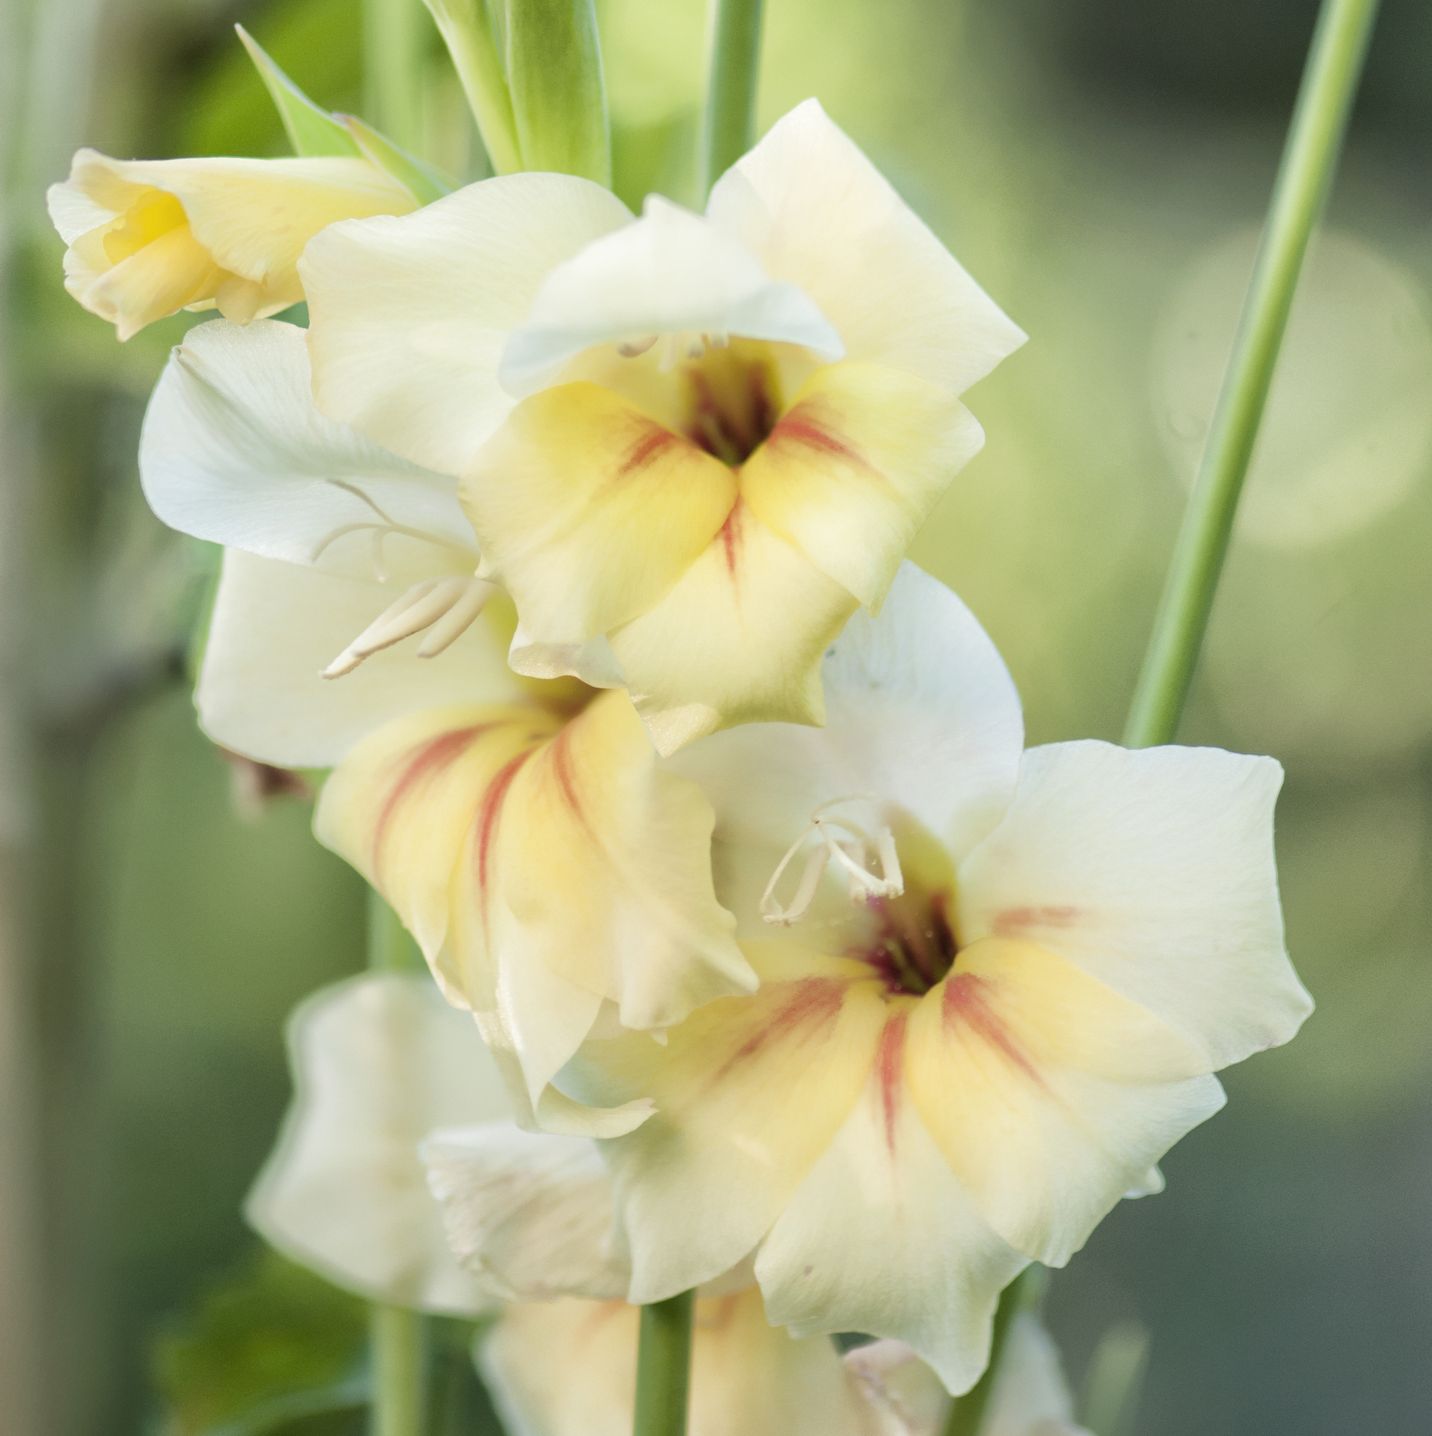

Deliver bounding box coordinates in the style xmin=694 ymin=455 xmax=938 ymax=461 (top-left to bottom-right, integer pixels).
xmin=322 ymin=575 xmax=494 ymax=679
xmin=617 ymin=334 xmax=657 ymax=358
xmin=759 ymin=799 xmax=905 ymax=926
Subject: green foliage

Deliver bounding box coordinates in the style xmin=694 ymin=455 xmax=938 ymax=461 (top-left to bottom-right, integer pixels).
xmin=150 ymin=1249 xmax=368 ymax=1436
xmin=235 ymin=25 xmax=363 ymax=159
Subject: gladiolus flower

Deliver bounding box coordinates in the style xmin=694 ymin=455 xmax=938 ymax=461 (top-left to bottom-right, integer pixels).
xmin=252 ymin=972 xmax=917 ymax=1436
xmin=298 ymin=99 xmax=1024 ymax=751
xmin=140 ymin=318 xmax=752 ymax=1133
xmin=564 ymin=566 xmax=1313 ymax=1392
xmin=47 ymin=149 xmax=416 ymax=339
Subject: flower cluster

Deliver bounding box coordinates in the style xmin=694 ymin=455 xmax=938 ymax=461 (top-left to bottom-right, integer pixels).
xmin=52 ymin=47 xmax=1311 ymax=1433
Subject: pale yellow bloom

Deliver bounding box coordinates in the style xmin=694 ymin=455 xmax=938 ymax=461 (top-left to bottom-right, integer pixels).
xmin=299 ymin=100 xmax=1024 ymax=751
xmin=141 ymin=319 xmax=752 ymax=1133
xmin=47 ymin=149 xmax=416 ymax=339
xmin=565 ymin=566 xmax=1311 ymax=1392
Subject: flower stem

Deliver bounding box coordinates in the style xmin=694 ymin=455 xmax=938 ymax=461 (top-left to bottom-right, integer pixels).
xmin=952 ymin=1 xmax=1380 ymax=1427
xmin=364 ymin=0 xmax=426 ymax=150
xmin=367 ymin=892 xmax=428 ymax=1436
xmin=1122 ymin=0 xmax=1380 ymax=750
xmin=632 ymin=1289 xmax=695 ymax=1436
xmin=699 ymin=0 xmax=765 ymax=195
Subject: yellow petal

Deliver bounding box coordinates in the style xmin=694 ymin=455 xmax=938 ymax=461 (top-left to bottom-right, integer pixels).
xmin=462 ymin=382 xmax=737 ymax=642
xmin=741 ymin=361 xmax=984 ymax=609
xmin=608 ymin=502 xmax=858 ymax=754
xmin=315 ymin=703 xmax=556 ymax=979
xmin=572 ymin=944 xmax=885 ymax=1301
xmin=905 ymin=937 xmax=1225 ymax=1266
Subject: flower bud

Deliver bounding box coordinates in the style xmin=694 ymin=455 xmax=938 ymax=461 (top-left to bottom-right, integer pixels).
xmin=47 ymin=149 xmax=417 ymax=340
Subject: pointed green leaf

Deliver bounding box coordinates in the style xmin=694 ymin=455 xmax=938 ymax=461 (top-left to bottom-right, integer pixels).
xmin=338 ymin=116 xmax=452 ymax=205
xmin=235 ymin=25 xmax=361 ymax=159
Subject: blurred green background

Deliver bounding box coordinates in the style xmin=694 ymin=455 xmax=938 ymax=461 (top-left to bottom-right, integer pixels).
xmin=2 ymin=0 xmax=1430 ymax=1432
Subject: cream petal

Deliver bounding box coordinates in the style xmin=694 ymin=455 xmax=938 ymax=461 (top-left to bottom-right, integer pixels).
xmin=670 ymin=564 xmax=1024 ymax=926
xmin=245 ymin=973 xmax=502 ymax=1316
xmin=570 ymin=946 xmax=886 ymax=1303
xmin=742 ymin=362 xmax=985 ymax=609
xmin=906 ymin=938 xmax=1226 ymax=1266
xmin=708 ymin=99 xmax=1025 ymax=394
xmin=755 ymin=1011 xmax=1027 ymax=1395
xmin=421 ymin=1123 xmax=628 ymax=1301
xmin=499 ymin=194 xmax=842 ymax=395
xmin=461 ymin=384 xmax=737 ymax=645
xmin=78 ymin=224 xmax=221 ymax=340
xmin=303 ymin=173 xmax=633 ymax=474
xmin=956 ymin=741 xmax=1313 ymax=1068
xmin=140 ymin=319 xmax=472 ymax=578
xmin=198 ymin=551 xmax=523 ymax=769
xmin=607 ymin=502 xmax=858 ymax=755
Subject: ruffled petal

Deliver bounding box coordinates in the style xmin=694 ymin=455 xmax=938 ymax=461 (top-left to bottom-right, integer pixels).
xmin=421 ymin=1123 xmax=627 ymax=1301
xmin=571 ymin=945 xmax=886 ymax=1303
xmin=198 ymin=551 xmax=522 ymax=769
xmin=607 ymin=502 xmax=858 ymax=754
xmin=499 ymin=195 xmax=842 ymax=395
xmin=670 ymin=564 xmax=1024 ymax=925
xmin=245 ymin=973 xmax=502 ymax=1316
xmin=956 ymin=742 xmax=1313 ymax=1068
xmin=707 ymin=100 xmax=1025 ymax=394
xmin=302 ymin=173 xmax=632 ymax=474
xmin=755 ymin=1008 xmax=1027 ymax=1395
xmin=140 ymin=319 xmax=470 ymax=578
xmin=742 ymin=362 xmax=985 ymax=608
xmin=461 ymin=384 xmax=737 ymax=644
xmin=906 ymin=938 xmax=1226 ymax=1266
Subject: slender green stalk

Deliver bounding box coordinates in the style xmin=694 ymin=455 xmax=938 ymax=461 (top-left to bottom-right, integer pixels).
xmin=364 ymin=0 xmax=426 ymax=150
xmin=699 ymin=0 xmax=765 ymax=194
xmin=633 ymin=1290 xmax=695 ymax=1436
xmin=367 ymin=892 xmax=427 ymax=1436
xmin=1123 ymin=0 xmax=1380 ymax=749
xmin=952 ymin=3 xmax=1379 ymax=1427
xmin=370 ymin=1302 xmax=428 ymax=1436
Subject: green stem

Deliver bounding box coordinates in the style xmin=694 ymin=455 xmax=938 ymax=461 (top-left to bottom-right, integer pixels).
xmin=632 ymin=1290 xmax=695 ymax=1436
xmin=367 ymin=892 xmax=427 ymax=1436
xmin=370 ymin=1302 xmax=428 ymax=1436
xmin=699 ymin=0 xmax=765 ymax=194
xmin=956 ymin=2 xmax=1380 ymax=1427
xmin=364 ymin=0 xmax=426 ymax=150
xmin=1122 ymin=0 xmax=1380 ymax=750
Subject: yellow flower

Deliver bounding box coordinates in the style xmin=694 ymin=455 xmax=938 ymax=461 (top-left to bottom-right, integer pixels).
xmin=563 ymin=566 xmax=1312 ymax=1392
xmin=47 ymin=149 xmax=416 ymax=339
xmin=140 ymin=318 xmax=752 ymax=1133
xmin=298 ymin=99 xmax=1025 ymax=752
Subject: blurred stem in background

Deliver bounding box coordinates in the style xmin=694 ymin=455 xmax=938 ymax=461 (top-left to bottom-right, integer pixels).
xmin=699 ymin=0 xmax=764 ymax=194
xmin=1122 ymin=0 xmax=1381 ymax=751
xmin=364 ymin=0 xmax=428 ymax=152
xmin=951 ymin=0 xmax=1380 ymax=1430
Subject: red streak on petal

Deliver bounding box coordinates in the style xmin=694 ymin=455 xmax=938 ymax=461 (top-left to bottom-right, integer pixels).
xmin=619 ymin=423 xmax=680 ymax=477
xmin=770 ymin=408 xmax=862 ymax=464
xmin=712 ymin=976 xmax=843 ymax=1082
xmin=548 ymin=724 xmax=592 ymax=835
xmin=718 ymin=505 xmax=742 ymax=576
xmin=942 ymin=972 xmax=1046 ymax=1088
xmin=875 ymin=1010 xmax=909 ymax=1155
xmin=991 ymin=904 xmax=1080 ymax=937
xmin=372 ymin=723 xmax=493 ymax=878
xmin=473 ymin=748 xmax=536 ymax=934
